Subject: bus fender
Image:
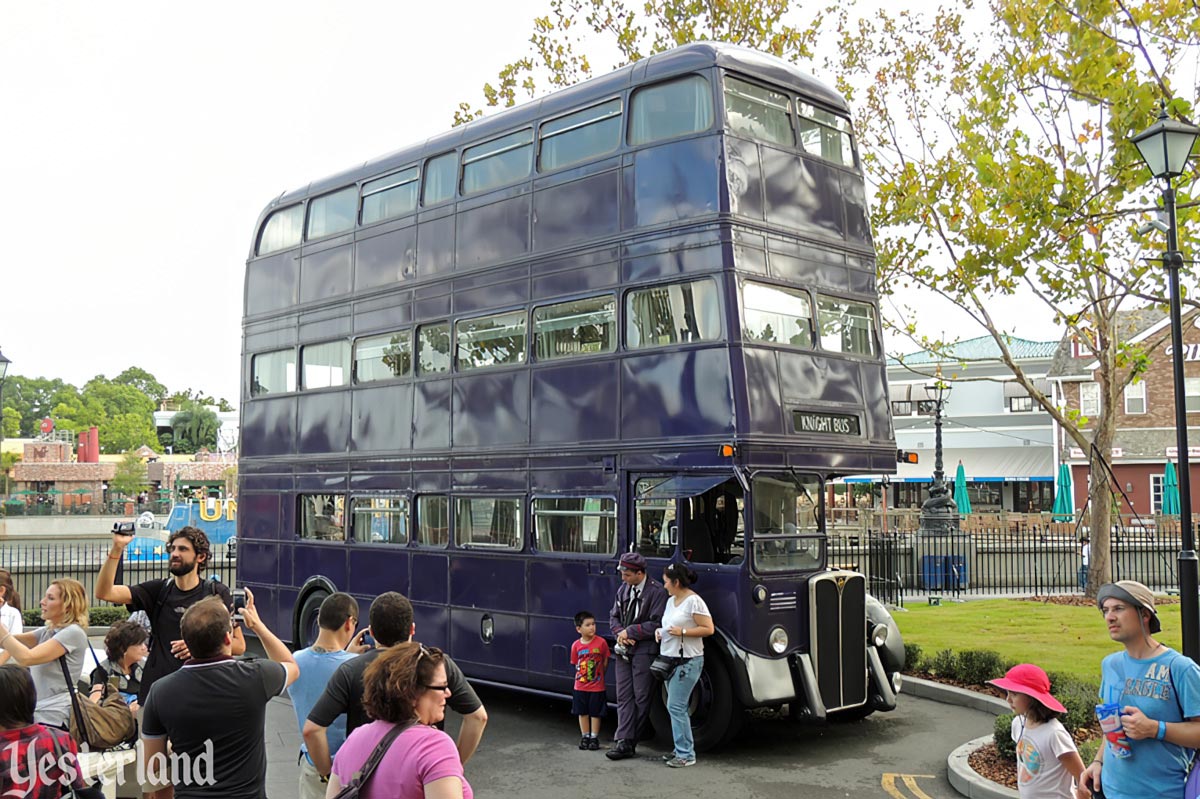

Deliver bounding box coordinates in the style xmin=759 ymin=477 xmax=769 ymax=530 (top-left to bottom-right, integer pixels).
xmin=707 ymin=630 xmax=757 ymax=709
xmin=864 ymin=594 xmax=905 ymax=674
xmin=292 ymin=576 xmax=339 ymax=642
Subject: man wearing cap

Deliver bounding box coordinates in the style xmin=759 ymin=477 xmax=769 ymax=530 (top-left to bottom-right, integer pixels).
xmin=606 ymin=552 xmax=667 ymax=761
xmin=1077 ymin=580 xmax=1200 ymax=799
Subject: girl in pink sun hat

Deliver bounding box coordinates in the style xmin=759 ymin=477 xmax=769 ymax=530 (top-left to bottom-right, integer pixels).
xmin=988 ymin=664 xmax=1086 ymax=799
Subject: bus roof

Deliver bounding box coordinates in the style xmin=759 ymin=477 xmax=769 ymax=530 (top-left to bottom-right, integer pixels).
xmin=259 ymin=42 xmax=848 ymax=213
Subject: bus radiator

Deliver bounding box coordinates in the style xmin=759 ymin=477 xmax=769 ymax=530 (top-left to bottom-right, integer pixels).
xmin=808 ymin=571 xmax=868 ymax=712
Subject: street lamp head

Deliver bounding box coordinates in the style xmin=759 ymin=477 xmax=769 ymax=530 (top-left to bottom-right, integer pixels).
xmin=1132 ymin=104 xmax=1200 ymax=180
xmin=0 ymin=347 xmax=10 ymax=383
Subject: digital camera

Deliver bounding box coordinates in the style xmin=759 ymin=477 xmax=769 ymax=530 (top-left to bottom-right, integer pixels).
xmin=113 ymin=521 xmax=136 ymax=535
xmin=612 ymin=641 xmax=630 ymax=660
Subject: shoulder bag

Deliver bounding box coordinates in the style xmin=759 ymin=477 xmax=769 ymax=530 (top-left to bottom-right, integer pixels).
xmin=329 ymin=721 xmax=413 ymax=799
xmin=650 ymin=655 xmax=683 ymax=681
xmin=59 ymin=641 xmax=138 ymax=751
xmin=1163 ymin=652 xmax=1200 ymax=799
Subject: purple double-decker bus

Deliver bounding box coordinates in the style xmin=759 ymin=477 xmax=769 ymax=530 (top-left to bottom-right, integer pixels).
xmin=236 ymin=42 xmax=904 ymax=750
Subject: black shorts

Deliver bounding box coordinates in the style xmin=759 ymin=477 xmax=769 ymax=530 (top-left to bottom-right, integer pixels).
xmin=572 ymin=689 xmax=607 ymax=718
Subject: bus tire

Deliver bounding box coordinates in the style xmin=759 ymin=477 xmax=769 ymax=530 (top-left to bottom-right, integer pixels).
xmin=649 ymin=654 xmax=743 ymax=753
xmin=295 ymin=589 xmax=328 ymax=649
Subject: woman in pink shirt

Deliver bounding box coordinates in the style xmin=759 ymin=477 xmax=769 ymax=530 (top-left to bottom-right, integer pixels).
xmin=328 ymin=643 xmax=472 ymax=799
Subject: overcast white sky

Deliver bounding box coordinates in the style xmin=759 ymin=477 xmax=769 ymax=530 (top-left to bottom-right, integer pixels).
xmin=0 ymin=2 xmax=1059 ymax=407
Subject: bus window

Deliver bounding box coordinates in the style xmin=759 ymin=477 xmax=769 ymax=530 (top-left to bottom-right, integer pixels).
xmin=742 ymin=281 xmax=812 ymax=348
xmin=462 ymin=130 xmax=533 ymax=195
xmin=817 ymin=296 xmax=876 ymax=356
xmin=751 ymin=473 xmax=824 ymax=573
xmin=361 ymin=167 xmax=418 ymax=225
xmin=250 ymin=348 xmax=296 ymax=396
xmin=634 ymin=479 xmax=677 ymax=558
xmin=629 ymin=74 xmax=713 ymax=146
xmin=455 ymin=497 xmax=522 ymax=550
xmin=798 ymin=103 xmax=856 ymax=168
xmin=533 ymin=295 xmax=616 ymax=361
xmin=456 ymin=311 xmax=527 ymax=371
xmin=723 ymin=76 xmax=793 ymax=147
xmin=539 ymin=99 xmax=622 ymax=172
xmin=626 ymin=279 xmax=721 ymax=349
xmin=298 ymin=494 xmax=346 ymax=541
xmin=533 ymin=498 xmax=616 ymax=554
xmin=416 ymin=496 xmax=449 ymax=547
xmin=351 ymin=497 xmax=408 ymax=544
xmin=423 ymin=153 xmax=457 ymax=206
xmin=417 ymin=323 xmax=451 ymax=374
xmin=306 ymin=186 xmax=357 ymax=240
xmin=257 ymin=204 xmax=304 ymax=255
xmin=354 ymin=331 xmax=412 ymax=383
xmin=301 ymin=341 xmax=350 ymax=389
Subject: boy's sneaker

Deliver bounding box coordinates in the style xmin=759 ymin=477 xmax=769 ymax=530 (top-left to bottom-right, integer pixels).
xmin=662 ymin=753 xmax=675 ymax=762
xmin=587 ymin=737 xmax=600 ymax=750
xmin=665 ymin=757 xmax=696 ymax=768
xmin=579 ymin=735 xmax=590 ymax=750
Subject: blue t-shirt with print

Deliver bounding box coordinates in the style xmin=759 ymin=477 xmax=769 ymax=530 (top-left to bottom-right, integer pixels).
xmin=290 ymin=647 xmax=357 ymax=762
xmin=1099 ymin=647 xmax=1200 ymax=799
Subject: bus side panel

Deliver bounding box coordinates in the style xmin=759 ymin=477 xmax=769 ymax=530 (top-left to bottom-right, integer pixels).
xmin=412 ymin=552 xmax=450 ymax=650
xmin=245 ymin=252 xmax=298 ymax=316
xmin=532 ymin=169 xmax=621 ymax=252
xmin=531 ymin=361 xmax=620 ymax=446
xmin=300 ymin=243 xmax=352 ymax=304
xmin=355 ymin=224 xmax=416 ymax=291
xmin=528 ymin=559 xmax=592 ymax=682
xmin=741 ymin=347 xmax=783 ymax=435
xmin=761 ymin=146 xmax=846 ymax=240
xmin=347 ymin=546 xmax=410 ymax=607
xmin=456 ymin=194 xmax=531 ymax=268
xmin=620 ymin=349 xmax=734 ymax=439
xmin=297 ymin=392 xmax=351 ymax=454
xmin=450 ymin=555 xmax=528 ymax=672
xmin=241 ymin=398 xmax=296 ymax=457
xmin=414 ymin=379 xmax=453 ymax=450
xmin=452 ymin=372 xmax=530 ymax=448
xmin=293 ymin=543 xmax=347 ymax=595
xmin=351 ymin=385 xmax=415 ymax=452
xmin=625 ymin=136 xmax=721 ymax=229
xmin=842 ymin=171 xmax=873 ymax=249
xmin=725 ymin=137 xmax=765 ymax=220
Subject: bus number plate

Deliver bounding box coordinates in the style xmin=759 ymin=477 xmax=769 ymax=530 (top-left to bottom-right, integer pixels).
xmin=792 ymin=411 xmax=861 ymax=436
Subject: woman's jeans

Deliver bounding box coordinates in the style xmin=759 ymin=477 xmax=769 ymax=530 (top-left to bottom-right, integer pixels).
xmin=665 ymin=656 xmax=704 ymax=761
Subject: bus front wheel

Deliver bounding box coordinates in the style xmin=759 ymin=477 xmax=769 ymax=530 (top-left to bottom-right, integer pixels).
xmin=295 ymin=590 xmax=328 ymax=649
xmin=650 ymin=654 xmax=744 ymax=752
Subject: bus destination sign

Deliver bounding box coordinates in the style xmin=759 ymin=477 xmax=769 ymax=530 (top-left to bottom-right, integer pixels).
xmin=792 ymin=411 xmax=861 ymax=436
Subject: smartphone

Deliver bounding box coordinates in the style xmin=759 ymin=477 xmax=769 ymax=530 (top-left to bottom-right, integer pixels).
xmin=361 ymin=631 xmax=375 ymax=648
xmin=232 ymin=589 xmax=247 ymax=622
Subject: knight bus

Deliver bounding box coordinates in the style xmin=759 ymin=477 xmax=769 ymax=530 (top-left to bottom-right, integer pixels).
xmin=236 ymin=42 xmax=905 ymax=750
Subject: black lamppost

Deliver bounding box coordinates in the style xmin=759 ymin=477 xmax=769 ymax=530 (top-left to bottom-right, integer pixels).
xmin=0 ymin=347 xmax=10 ymax=496
xmin=919 ymin=368 xmax=960 ymax=535
xmin=1131 ymin=103 xmax=1200 ymax=659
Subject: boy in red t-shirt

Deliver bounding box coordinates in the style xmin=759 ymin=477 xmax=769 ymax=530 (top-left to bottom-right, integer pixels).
xmin=570 ymin=610 xmax=611 ymax=750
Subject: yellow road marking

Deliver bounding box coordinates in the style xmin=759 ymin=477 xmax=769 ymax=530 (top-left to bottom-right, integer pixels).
xmin=881 ymin=773 xmax=937 ymax=799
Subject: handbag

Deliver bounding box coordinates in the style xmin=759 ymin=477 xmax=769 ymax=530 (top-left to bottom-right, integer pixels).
xmin=650 ymin=655 xmax=682 ymax=681
xmin=59 ymin=655 xmax=138 ymax=751
xmin=329 ymin=721 xmax=412 ymax=799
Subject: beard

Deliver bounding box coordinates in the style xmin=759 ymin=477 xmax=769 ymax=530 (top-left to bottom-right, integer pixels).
xmin=168 ymin=559 xmax=197 ymax=577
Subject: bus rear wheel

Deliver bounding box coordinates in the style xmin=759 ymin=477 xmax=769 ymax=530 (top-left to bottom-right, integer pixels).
xmin=295 ymin=590 xmax=328 ymax=649
xmin=650 ymin=654 xmax=744 ymax=752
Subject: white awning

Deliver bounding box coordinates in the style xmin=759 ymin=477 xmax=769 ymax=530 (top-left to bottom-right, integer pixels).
xmin=843 ymin=446 xmax=1054 ymax=483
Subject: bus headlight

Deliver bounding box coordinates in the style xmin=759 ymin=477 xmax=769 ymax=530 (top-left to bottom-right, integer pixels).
xmin=768 ymin=626 xmax=788 ymax=654
xmin=871 ymin=623 xmax=889 ymax=648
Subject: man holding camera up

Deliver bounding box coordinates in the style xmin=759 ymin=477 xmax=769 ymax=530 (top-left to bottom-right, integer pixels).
xmin=606 ymin=552 xmax=667 ymax=761
xmin=96 ymin=524 xmax=245 ymax=704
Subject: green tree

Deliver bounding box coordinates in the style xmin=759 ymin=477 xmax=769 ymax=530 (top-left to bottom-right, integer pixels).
xmin=1 ymin=407 xmax=18 ymax=439
xmin=833 ymin=0 xmax=1200 ymax=595
xmin=109 ymin=451 xmax=148 ymax=499
xmin=102 ymin=413 xmax=159 ymax=454
xmin=2 ymin=375 xmax=78 ymax=436
xmin=1 ymin=451 xmax=20 ymax=495
xmin=83 ymin=376 xmax=156 ymax=420
xmin=112 ymin=367 xmax=168 ymax=405
xmin=170 ymin=402 xmax=220 ymax=454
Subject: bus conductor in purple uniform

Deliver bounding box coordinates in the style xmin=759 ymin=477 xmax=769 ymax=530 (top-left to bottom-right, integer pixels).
xmin=606 ymin=552 xmax=667 ymax=761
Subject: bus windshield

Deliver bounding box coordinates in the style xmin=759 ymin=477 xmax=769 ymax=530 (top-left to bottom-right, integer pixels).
xmin=751 ymin=472 xmax=824 ymax=573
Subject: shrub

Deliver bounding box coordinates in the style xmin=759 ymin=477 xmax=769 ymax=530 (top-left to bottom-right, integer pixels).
xmin=957 ymin=650 xmax=1006 ymax=686
xmin=21 ymin=608 xmax=41 ymax=628
xmin=994 ymin=712 xmax=1016 ymax=760
xmin=927 ymin=648 xmax=959 ymax=678
xmin=1047 ymin=673 xmax=1099 ymax=735
xmin=89 ymin=607 xmax=129 ymax=627
xmin=903 ymin=642 xmax=923 ymax=671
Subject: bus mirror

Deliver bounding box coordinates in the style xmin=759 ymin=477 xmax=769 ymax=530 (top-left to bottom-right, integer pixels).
xmin=897 ymin=450 xmax=918 ymax=464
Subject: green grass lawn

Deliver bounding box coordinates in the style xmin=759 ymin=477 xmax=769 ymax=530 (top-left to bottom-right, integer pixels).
xmin=895 ymin=598 xmax=1184 ymax=682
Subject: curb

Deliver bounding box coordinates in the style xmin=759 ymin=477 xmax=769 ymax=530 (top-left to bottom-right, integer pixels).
xmin=904 ymin=676 xmax=1016 ymax=799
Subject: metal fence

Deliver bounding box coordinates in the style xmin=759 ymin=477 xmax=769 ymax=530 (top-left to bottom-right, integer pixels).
xmin=0 ymin=541 xmax=236 ymax=615
xmin=829 ymin=529 xmax=1188 ymax=606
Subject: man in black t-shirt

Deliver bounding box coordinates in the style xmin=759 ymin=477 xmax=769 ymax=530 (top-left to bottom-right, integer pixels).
xmin=303 ymin=591 xmax=488 ymax=779
xmin=96 ymin=525 xmax=246 ymax=702
xmin=141 ymin=592 xmax=298 ymax=798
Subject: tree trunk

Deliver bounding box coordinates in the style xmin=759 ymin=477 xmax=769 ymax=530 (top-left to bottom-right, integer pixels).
xmin=1085 ymin=418 xmax=1117 ymax=599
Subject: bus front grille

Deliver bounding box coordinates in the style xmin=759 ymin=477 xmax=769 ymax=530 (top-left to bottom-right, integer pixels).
xmin=809 ymin=571 xmax=868 ymax=712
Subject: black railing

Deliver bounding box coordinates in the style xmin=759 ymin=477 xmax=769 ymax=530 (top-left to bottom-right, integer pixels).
xmin=0 ymin=541 xmax=236 ymax=616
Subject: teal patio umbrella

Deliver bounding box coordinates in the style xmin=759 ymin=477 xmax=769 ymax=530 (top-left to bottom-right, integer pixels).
xmin=953 ymin=461 xmax=972 ymax=514
xmin=1163 ymin=461 xmax=1181 ymax=516
xmin=1052 ymin=463 xmax=1074 ymax=521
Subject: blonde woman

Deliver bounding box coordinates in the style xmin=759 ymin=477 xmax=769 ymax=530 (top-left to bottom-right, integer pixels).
xmin=0 ymin=578 xmax=91 ymax=728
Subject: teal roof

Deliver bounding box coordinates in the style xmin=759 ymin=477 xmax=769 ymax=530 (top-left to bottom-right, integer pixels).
xmin=888 ymin=335 xmax=1059 ymax=366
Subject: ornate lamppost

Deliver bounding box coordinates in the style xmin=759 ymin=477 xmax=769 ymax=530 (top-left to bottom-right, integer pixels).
xmin=1131 ymin=103 xmax=1200 ymax=659
xmin=919 ymin=368 xmax=960 ymax=535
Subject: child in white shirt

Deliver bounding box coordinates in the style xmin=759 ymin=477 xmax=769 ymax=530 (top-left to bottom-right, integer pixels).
xmin=988 ymin=663 xmax=1085 ymax=799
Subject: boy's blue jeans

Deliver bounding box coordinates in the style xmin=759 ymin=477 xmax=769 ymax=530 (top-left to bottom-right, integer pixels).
xmin=666 ymin=656 xmax=704 ymax=761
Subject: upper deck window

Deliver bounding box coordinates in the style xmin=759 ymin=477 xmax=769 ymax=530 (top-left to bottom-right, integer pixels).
xmin=423 ymin=152 xmax=457 ymax=206
xmin=456 ymin=497 xmax=522 ymax=550
xmin=251 ymin=348 xmax=296 ymax=396
xmin=351 ymin=497 xmax=408 ymax=544
xmin=456 ymin=311 xmax=526 ymax=371
xmin=361 ymin=167 xmax=419 ymax=225
xmin=298 ymin=494 xmax=345 ymax=541
xmin=301 ymin=341 xmax=350 ymax=389
xmin=354 ymin=330 xmax=412 ymax=383
xmin=306 ymin=187 xmax=357 ymax=240
xmin=798 ymin=103 xmax=856 ymax=168
xmin=257 ymin=205 xmax=304 ymax=255
xmin=533 ymin=497 xmax=617 ymax=554
xmin=539 ymin=99 xmax=622 ymax=172
xmin=462 ymin=130 xmax=533 ymax=195
xmin=724 ymin=76 xmax=793 ymax=146
xmin=626 ymin=279 xmax=721 ymax=349
xmin=417 ymin=322 xmax=451 ymax=374
xmin=817 ymin=296 xmax=876 ymax=356
xmin=533 ymin=295 xmax=616 ymax=361
xmin=629 ymin=75 xmax=714 ymax=146
xmin=742 ymin=281 xmax=812 ymax=347
xmin=416 ymin=495 xmax=449 ymax=547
